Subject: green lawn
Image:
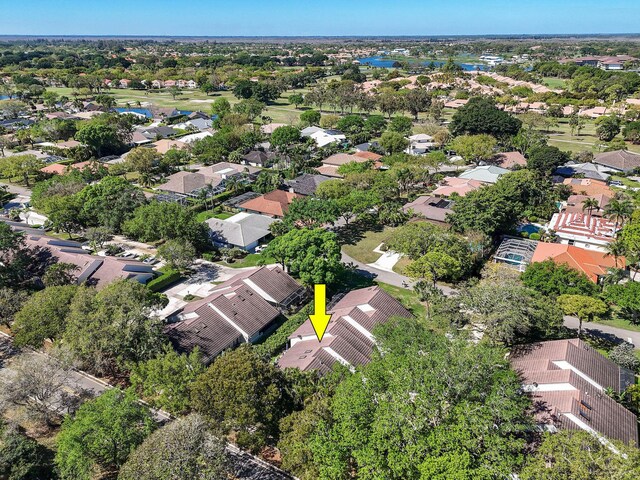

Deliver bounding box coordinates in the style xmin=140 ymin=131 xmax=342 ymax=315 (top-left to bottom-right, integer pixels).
xmin=218 ymin=253 xmax=276 ymax=268
xmin=196 ymin=210 xmax=234 ymax=222
xmin=48 ymin=86 xmax=308 ymax=125
xmin=611 ymin=175 xmax=640 ymax=189
xmin=376 ymin=281 xmax=426 ymax=318
xmin=341 ymin=227 xmax=398 ymax=264
xmin=542 ymin=117 xmax=640 ymax=155
xmin=596 ymin=317 xmax=640 ymax=333
xmin=542 ymin=77 xmax=568 ymax=89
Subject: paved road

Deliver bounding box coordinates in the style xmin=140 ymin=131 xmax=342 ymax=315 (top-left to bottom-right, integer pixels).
xmin=341 ymin=251 xmax=640 ymax=349
xmin=563 ymin=316 xmax=640 ymax=349
xmin=341 ymin=250 xmax=457 ymax=295
xmin=0 ymin=182 xmax=32 ymax=197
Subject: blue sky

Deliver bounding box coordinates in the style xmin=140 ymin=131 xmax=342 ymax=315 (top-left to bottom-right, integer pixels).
xmin=1 ymin=0 xmax=639 ymax=36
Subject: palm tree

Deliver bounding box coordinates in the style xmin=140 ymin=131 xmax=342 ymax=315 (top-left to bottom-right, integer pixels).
xmin=581 ymin=197 xmax=599 ymax=216
xmin=225 ymin=176 xmax=240 ymax=194
xmin=604 ymin=238 xmax=626 ymax=269
xmin=604 ymin=198 xmax=634 ymax=233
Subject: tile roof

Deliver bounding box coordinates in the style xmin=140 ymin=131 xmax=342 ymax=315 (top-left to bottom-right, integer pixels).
xmin=24 ymin=235 xmax=155 ymax=289
xmin=510 ymin=339 xmax=638 ymax=445
xmin=594 ymin=150 xmax=640 ymax=173
xmin=169 ymin=266 xmax=304 ymax=362
xmin=402 ymin=195 xmax=453 ymax=222
xmin=277 ymin=286 xmax=412 ymax=373
xmin=431 ymin=176 xmax=484 ymax=197
xmin=239 ymin=189 xmax=302 ymax=217
xmin=562 ymin=178 xmax=614 ymax=197
xmin=159 ymin=171 xmax=222 ymax=195
xmin=284 ymin=173 xmax=333 ymax=196
xmin=531 ymin=243 xmax=623 ymax=282
xmin=353 ymin=151 xmax=383 ymax=161
xmin=206 ymin=213 xmax=276 ymax=249
xmin=494 ymin=151 xmax=527 ymax=169
xmin=458 ymin=165 xmax=509 ymax=184
xmin=321 ymin=153 xmax=368 ymax=167
xmin=547 ymin=212 xmax=618 ymax=245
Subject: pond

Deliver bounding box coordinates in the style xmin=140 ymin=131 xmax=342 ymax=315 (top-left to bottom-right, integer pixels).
xmin=115 ymin=107 xmax=153 ymax=118
xmin=356 ymin=56 xmax=489 ymax=71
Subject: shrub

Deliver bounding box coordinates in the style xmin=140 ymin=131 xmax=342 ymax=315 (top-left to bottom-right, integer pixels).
xmin=609 ymin=342 xmax=640 ymax=372
xmin=529 ymin=233 xmax=541 ymax=241
xmin=253 ymin=304 xmax=312 ymax=359
xmin=146 ymin=268 xmax=181 ymax=292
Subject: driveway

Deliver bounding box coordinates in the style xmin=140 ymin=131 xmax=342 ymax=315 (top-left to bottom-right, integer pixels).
xmin=341 ymin=250 xmax=457 ymax=296
xmin=563 ymin=316 xmax=640 ymax=349
xmin=156 ymin=260 xmax=264 ymax=318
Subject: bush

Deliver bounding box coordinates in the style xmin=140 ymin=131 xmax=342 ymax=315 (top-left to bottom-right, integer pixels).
xmin=146 ymin=268 xmax=181 ymax=292
xmin=529 ymin=233 xmax=541 ymax=241
xmin=609 ymin=343 xmax=640 ymax=372
xmin=253 ymin=304 xmax=312 ymax=359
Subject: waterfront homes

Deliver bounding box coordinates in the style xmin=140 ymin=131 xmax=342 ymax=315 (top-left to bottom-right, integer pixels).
xmin=166 ymin=266 xmax=306 ymax=363
xmin=277 ymin=286 xmax=412 ymax=374
xmin=510 ymin=339 xmax=638 ymax=445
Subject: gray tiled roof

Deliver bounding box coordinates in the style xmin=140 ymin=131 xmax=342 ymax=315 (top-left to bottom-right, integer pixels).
xmin=511 ymin=339 xmax=638 ymax=445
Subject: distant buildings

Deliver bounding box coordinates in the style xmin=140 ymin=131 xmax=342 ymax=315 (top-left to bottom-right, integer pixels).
xmin=559 ymin=55 xmax=637 ymax=71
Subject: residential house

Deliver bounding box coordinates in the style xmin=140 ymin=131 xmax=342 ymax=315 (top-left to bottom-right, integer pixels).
xmin=405 ymin=133 xmax=436 ymax=155
xmin=150 ymin=139 xmax=187 ymax=154
xmin=431 ymin=177 xmax=484 ymax=197
xmin=510 ymin=339 xmax=637 ymax=445
xmin=166 ymin=266 xmax=306 ymax=363
xmin=285 ymin=173 xmax=333 ymax=196
xmin=316 ymin=153 xmax=371 ymax=177
xmin=354 ymin=141 xmax=380 ymax=152
xmin=242 ymin=150 xmax=276 ymax=168
xmin=546 ymin=212 xmax=618 ymax=251
xmin=207 ymin=212 xmax=276 ymax=252
xmin=305 ymin=128 xmax=346 ymax=148
xmin=564 ymin=194 xmax=611 ymax=216
xmin=24 ymin=236 xmax=155 ymax=288
xmin=260 ymin=123 xmax=287 ymax=135
xmin=238 ymin=189 xmax=302 ymax=218
xmin=494 ymin=151 xmax=527 ymax=170
xmin=555 ymin=162 xmax=613 ymax=181
xmin=402 ymin=195 xmax=453 ymax=224
xmin=458 ymin=165 xmax=509 ymax=184
xmin=562 ymin=178 xmax=614 ymax=197
xmin=594 ymin=150 xmax=640 ymax=173
xmin=180 ymin=131 xmax=214 ymax=144
xmin=158 ymin=171 xmax=225 ymax=200
xmin=158 ymin=162 xmax=258 ymax=201
xmin=531 ymin=243 xmax=624 ymax=283
xmin=40 ymin=160 xmax=104 ymax=176
xmin=277 ymin=286 xmax=413 ymax=374
xmin=444 ymin=99 xmax=469 ymax=109
xmin=138 ymin=126 xmax=178 ymax=141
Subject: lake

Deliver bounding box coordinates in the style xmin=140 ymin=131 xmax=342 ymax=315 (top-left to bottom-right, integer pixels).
xmin=356 ymin=56 xmax=488 ymax=71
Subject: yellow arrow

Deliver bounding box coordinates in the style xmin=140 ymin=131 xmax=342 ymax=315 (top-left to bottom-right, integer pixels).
xmin=309 ymin=284 xmax=331 ymax=342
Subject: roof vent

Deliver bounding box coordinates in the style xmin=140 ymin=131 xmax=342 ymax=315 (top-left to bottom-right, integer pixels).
xmin=298 ymin=355 xmax=307 ymax=359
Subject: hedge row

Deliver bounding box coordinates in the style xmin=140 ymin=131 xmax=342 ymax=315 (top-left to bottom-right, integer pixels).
xmin=147 ymin=268 xmax=182 ymax=292
xmin=254 ymin=304 xmax=312 ymax=359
